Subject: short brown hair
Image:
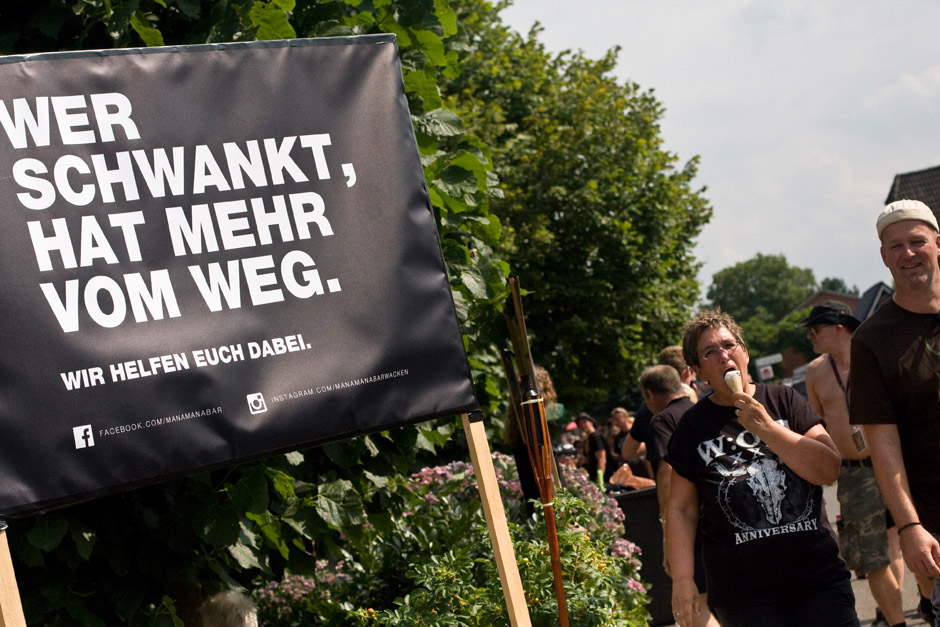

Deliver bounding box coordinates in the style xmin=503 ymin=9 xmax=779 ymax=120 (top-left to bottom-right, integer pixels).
xmin=682 ymin=309 xmax=744 ymax=368
xmin=639 ymin=364 xmax=684 ymax=397
xmin=657 ymin=345 xmax=689 ymax=376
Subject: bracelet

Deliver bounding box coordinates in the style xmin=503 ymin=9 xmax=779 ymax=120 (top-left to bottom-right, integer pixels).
xmin=897 ymin=521 xmax=923 ymax=535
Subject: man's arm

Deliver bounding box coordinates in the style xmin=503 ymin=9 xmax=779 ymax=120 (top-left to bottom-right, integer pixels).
xmin=865 ymin=423 xmax=940 ymax=577
xmin=804 ymin=360 xmax=824 ymax=415
xmin=655 ymin=460 xmax=672 ymax=520
xmin=620 ymin=434 xmax=646 ymax=460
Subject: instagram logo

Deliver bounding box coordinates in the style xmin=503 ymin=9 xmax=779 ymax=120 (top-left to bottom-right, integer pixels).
xmin=73 ymin=425 xmax=95 ymax=449
xmin=246 ymin=393 xmax=268 ymax=415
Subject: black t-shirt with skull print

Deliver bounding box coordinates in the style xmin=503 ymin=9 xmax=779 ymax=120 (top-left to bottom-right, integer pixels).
xmin=665 ymin=384 xmax=850 ymax=610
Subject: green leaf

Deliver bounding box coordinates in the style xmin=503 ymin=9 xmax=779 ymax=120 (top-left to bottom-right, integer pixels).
xmin=413 ymin=109 xmax=464 ymax=138
xmin=130 ymin=13 xmax=164 ymax=47
xmin=404 ymin=69 xmax=442 ymax=111
xmin=315 ymin=479 xmax=364 ymax=529
xmin=69 ymin=521 xmax=96 ymax=560
xmin=284 ymin=451 xmax=304 ymax=465
xmin=246 ymin=511 xmax=290 ymax=559
xmin=228 ymin=465 xmax=269 ymax=514
xmin=228 ymin=521 xmax=263 ymax=570
xmin=267 ymin=468 xmax=297 ymax=500
xmin=383 ymin=21 xmax=412 ymax=47
xmin=450 ymin=150 xmax=488 ymax=182
xmin=435 ymin=166 xmax=478 ymax=198
xmin=158 ymin=596 xmax=185 ymax=627
xmin=27 ymin=514 xmax=68 ymax=552
xmin=363 ymin=469 xmax=389 ymax=490
xmin=459 ymin=266 xmax=488 ymax=299
xmin=413 ymin=29 xmax=446 ymax=66
xmin=367 ymin=510 xmax=394 ymax=536
xmin=174 ymin=0 xmax=201 ymax=19
xmin=433 ymin=0 xmax=457 ymax=37
xmin=324 ymin=438 xmax=368 ymax=468
xmin=108 ymin=0 xmax=140 ymax=40
xmin=414 ymin=430 xmax=437 ymax=453
xmin=362 ymin=434 xmax=380 ymax=457
xmin=418 ymin=426 xmax=451 ymax=449
xmin=249 ymin=1 xmax=296 ymax=40
xmin=192 ymin=500 xmax=240 ymax=546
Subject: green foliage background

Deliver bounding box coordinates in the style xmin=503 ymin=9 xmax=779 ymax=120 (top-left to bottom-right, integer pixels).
xmin=706 ymin=252 xmax=859 ymax=376
xmin=443 ymin=1 xmax=712 ymax=407
xmin=2 ymin=1 xmax=709 ymax=624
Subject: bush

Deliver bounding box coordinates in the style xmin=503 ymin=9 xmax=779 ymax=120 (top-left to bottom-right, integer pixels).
xmin=255 ymin=453 xmax=649 ymax=626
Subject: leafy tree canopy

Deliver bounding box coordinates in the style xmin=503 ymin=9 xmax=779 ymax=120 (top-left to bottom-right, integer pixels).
xmin=707 ymin=254 xmax=856 ymax=377
xmin=3 ymin=0 xmax=713 ymax=623
xmin=820 ymin=276 xmax=859 ymax=296
xmin=446 ymin=3 xmax=712 ymax=407
xmin=707 ymin=253 xmax=816 ymax=322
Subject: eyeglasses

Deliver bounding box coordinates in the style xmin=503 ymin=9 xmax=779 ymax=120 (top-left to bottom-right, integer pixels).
xmin=806 ymin=325 xmax=829 ymax=338
xmin=699 ymin=339 xmax=741 ymax=362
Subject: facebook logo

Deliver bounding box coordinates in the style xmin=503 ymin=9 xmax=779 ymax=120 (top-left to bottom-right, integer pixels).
xmin=73 ymin=425 xmax=94 ymax=449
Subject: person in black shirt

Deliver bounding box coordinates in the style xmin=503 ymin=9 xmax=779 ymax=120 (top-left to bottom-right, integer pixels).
xmin=665 ymin=309 xmax=856 ymax=627
xmin=576 ymin=412 xmax=612 ymax=487
xmin=641 ymin=364 xmax=718 ymax=627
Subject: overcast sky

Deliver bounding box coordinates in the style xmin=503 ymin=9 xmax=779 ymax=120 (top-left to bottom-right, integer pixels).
xmin=500 ymin=0 xmax=940 ymax=299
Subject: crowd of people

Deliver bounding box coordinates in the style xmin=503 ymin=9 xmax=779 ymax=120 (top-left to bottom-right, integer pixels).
xmin=549 ymin=199 xmax=940 ymax=627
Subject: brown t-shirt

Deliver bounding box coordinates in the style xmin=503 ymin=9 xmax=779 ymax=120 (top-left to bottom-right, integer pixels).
xmin=850 ymin=298 xmax=940 ymax=533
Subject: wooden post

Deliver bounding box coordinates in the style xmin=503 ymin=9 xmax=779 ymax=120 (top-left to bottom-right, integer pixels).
xmin=462 ymin=412 xmax=532 ymax=627
xmin=0 ymin=522 xmax=26 ymax=627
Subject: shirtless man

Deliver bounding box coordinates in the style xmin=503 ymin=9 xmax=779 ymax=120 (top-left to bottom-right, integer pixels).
xmin=801 ymin=301 xmax=905 ymax=627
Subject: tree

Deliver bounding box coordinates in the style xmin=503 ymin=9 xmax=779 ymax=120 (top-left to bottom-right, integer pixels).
xmin=445 ymin=4 xmax=712 ymax=406
xmin=819 ymin=276 xmax=859 ymax=296
xmin=707 ymin=253 xmax=816 ymax=322
xmin=739 ymin=307 xmax=814 ymax=376
xmin=3 ymin=1 xmax=513 ymax=625
xmin=3 ymin=1 xmax=710 ymax=623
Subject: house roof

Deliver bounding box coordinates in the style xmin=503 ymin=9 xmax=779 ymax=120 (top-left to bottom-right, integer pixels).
xmin=885 ymin=164 xmax=940 ymax=221
xmin=855 ymin=281 xmax=893 ymax=321
xmin=793 ymin=290 xmax=859 ymax=313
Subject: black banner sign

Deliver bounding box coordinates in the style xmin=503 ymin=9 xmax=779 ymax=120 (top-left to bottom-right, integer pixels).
xmin=0 ymin=35 xmax=477 ymax=517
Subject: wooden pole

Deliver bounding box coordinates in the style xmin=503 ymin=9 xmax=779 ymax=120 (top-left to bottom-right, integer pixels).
xmin=0 ymin=522 xmax=26 ymax=627
xmin=504 ymin=276 xmax=570 ymax=626
xmin=462 ymin=412 xmax=532 ymax=627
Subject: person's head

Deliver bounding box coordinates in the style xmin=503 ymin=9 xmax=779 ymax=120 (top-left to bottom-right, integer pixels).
xmin=639 ymin=365 xmax=684 ymax=414
xmin=877 ymin=199 xmax=940 ymax=295
xmin=609 ymin=407 xmax=631 ymax=431
xmin=658 ymin=345 xmax=693 ymax=384
xmin=682 ymin=309 xmax=749 ymax=397
xmin=575 ymin=412 xmax=596 ymax=434
xmin=795 ymin=300 xmax=860 ymax=354
xmin=534 ymin=365 xmax=558 ymax=406
xmin=200 ymin=590 xmax=258 ymax=627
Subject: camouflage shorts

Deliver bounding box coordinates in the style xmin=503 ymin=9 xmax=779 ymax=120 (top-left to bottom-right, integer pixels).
xmin=836 ymin=465 xmax=890 ymax=576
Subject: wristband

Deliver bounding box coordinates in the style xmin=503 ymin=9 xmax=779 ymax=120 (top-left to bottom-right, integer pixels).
xmin=897 ymin=521 xmax=923 ymax=535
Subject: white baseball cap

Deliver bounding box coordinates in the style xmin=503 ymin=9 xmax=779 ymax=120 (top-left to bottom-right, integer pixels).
xmin=876 ymin=199 xmax=939 ymax=240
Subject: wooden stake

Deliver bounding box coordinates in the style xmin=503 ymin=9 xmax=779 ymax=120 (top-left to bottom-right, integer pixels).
xmin=462 ymin=413 xmax=532 ymax=627
xmin=504 ymin=277 xmax=570 ymax=626
xmin=0 ymin=524 xmax=26 ymax=627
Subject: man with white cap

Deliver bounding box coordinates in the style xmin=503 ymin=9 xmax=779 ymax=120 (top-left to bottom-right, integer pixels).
xmin=801 ymin=301 xmax=905 ymax=627
xmin=850 ymin=198 xmax=940 ymax=626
